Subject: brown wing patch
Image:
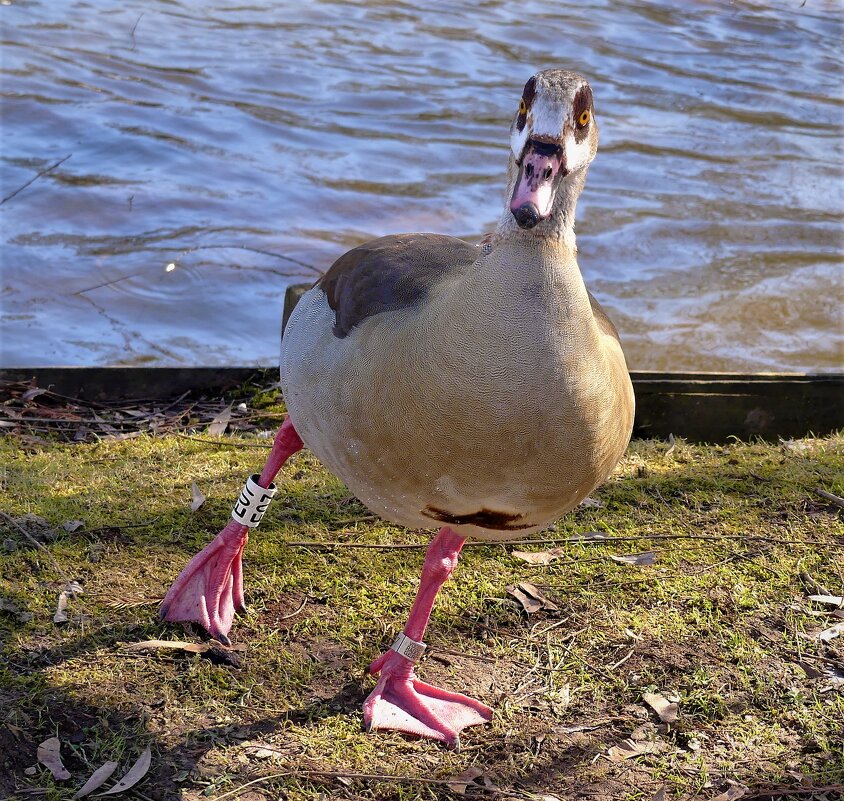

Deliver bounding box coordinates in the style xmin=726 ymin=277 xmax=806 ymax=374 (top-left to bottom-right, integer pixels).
xmin=587 ymin=290 xmax=621 ymax=343
xmin=318 ymin=234 xmax=479 ymax=338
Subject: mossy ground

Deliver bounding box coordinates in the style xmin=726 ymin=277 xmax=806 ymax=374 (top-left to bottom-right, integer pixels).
xmin=0 ymin=401 xmax=842 ymax=801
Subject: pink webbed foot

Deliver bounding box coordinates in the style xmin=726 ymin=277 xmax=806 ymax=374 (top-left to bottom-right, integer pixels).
xmin=363 ymin=649 xmax=492 ymax=748
xmin=159 ymin=520 xmax=248 ymax=645
xmin=160 ymin=418 xmax=304 ymax=643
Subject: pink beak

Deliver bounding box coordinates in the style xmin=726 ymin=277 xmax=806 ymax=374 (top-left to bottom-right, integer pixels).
xmin=510 ymin=143 xmax=565 ymax=229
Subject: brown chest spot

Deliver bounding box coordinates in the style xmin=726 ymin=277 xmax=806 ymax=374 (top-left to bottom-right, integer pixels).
xmin=422 ymin=505 xmax=534 ymax=531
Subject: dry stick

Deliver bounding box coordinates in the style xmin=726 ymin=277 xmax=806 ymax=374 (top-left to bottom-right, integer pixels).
xmin=744 ymin=786 xmax=844 ymax=799
xmin=814 ymin=486 xmax=844 ymax=510
xmin=285 ymin=531 xmax=831 ymax=550
xmin=0 ymin=416 xmax=87 ymax=425
xmin=174 ymin=432 xmax=272 ymax=449
xmin=0 ymin=510 xmax=69 ymax=581
xmin=211 ymin=769 xmax=500 ymax=801
xmin=0 ymin=155 xmax=71 ymax=205
xmin=86 ymin=518 xmax=159 ymax=535
xmin=279 ymin=596 xmax=308 ymax=620
xmin=607 ymin=646 xmax=636 ymax=671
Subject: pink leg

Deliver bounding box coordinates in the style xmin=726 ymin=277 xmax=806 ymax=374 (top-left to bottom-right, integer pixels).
xmin=160 ymin=417 xmax=304 ymax=643
xmin=363 ymin=527 xmax=493 ymax=748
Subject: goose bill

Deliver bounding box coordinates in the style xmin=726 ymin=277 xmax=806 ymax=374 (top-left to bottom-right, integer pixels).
xmin=510 ymin=142 xmax=565 ymax=229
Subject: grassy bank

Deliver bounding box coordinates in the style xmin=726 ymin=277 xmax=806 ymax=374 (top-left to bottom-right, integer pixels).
xmin=0 ymin=401 xmax=842 ymax=801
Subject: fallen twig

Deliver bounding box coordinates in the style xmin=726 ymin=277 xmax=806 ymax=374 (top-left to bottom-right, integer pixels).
xmin=607 ymin=646 xmax=636 ymax=671
xmin=813 ymin=486 xmax=844 ymax=510
xmin=0 ymin=155 xmax=71 ymax=205
xmin=284 ymin=532 xmax=831 ymax=550
xmin=211 ymin=768 xmax=501 ymax=801
xmin=279 ymin=596 xmax=308 ymax=620
xmin=86 ymin=518 xmax=159 ymax=535
xmin=174 ymin=433 xmax=272 ymax=449
xmin=744 ymin=785 xmax=844 ymax=799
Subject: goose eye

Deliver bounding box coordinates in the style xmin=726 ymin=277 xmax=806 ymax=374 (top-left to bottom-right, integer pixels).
xmin=518 ymin=98 xmax=527 ymax=115
xmin=577 ymin=109 xmax=591 ymax=127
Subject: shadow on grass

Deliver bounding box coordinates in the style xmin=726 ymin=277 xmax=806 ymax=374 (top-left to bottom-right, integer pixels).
xmin=2 ymin=435 xmax=842 ymax=798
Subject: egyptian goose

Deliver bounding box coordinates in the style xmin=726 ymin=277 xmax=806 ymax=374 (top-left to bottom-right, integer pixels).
xmin=161 ymin=69 xmax=634 ymax=747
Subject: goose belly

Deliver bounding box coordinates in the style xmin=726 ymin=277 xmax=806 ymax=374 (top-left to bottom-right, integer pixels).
xmin=281 ymin=288 xmax=632 ymax=541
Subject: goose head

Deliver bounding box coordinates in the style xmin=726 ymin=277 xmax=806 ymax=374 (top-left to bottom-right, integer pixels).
xmin=508 ymin=70 xmax=598 ymax=230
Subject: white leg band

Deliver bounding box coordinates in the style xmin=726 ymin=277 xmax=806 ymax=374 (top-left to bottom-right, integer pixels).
xmin=390 ymin=632 xmax=426 ymax=663
xmin=231 ymin=474 xmax=277 ymax=528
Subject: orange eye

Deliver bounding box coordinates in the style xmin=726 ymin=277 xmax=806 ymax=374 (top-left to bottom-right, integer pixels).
xmin=518 ymin=98 xmax=527 ymax=115
xmin=578 ymin=109 xmax=591 ymax=127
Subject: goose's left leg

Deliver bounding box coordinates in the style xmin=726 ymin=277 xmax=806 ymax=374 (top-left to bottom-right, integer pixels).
xmin=160 ymin=417 xmax=303 ymax=643
xmin=364 ymin=526 xmax=493 ymax=748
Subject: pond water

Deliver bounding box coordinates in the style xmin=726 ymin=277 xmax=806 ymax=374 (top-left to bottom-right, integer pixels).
xmin=1 ymin=0 xmax=842 ymax=372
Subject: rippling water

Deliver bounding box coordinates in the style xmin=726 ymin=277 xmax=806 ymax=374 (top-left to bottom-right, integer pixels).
xmin=1 ymin=0 xmax=842 ymax=371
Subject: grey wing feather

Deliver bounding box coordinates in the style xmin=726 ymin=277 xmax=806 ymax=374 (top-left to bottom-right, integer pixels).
xmin=318 ymin=234 xmax=480 ymax=337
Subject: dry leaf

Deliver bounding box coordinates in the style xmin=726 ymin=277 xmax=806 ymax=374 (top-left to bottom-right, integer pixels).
xmin=241 ymin=742 xmax=286 ymax=761
xmin=797 ymin=661 xmax=825 ymax=679
xmin=54 ymin=580 xmax=84 ymax=624
xmin=124 ymin=639 xmax=244 ymax=667
xmin=570 ymin=531 xmax=606 ymax=541
xmin=820 ymin=665 xmax=844 ymax=689
xmin=807 ymin=594 xmax=844 ymax=607
xmin=190 ymin=482 xmax=205 ymax=512
xmin=125 ymin=639 xmax=246 ymax=653
xmin=511 ymin=547 xmax=568 ymax=565
xmin=74 ymin=761 xmax=119 ymax=798
xmin=62 ymin=520 xmax=85 ymax=533
xmin=709 ymin=786 xmax=748 ymax=801
xmin=817 ymin=621 xmax=844 ymax=642
xmin=606 ymin=737 xmax=670 ymax=762
xmin=446 ymin=767 xmax=483 ymax=794
xmin=96 ymin=746 xmax=151 ymax=796
xmin=506 ymin=582 xmax=559 ymax=613
xmin=446 ymin=766 xmax=498 ymax=794
xmin=37 ymin=737 xmax=71 ymax=780
xmin=610 ymin=551 xmax=657 ymax=566
xmin=579 ymin=497 xmax=604 ymax=508
xmin=125 ymin=639 xmax=209 ymax=654
xmin=22 ymin=387 xmax=48 ymax=401
xmin=207 ymin=406 xmax=232 ymax=436
xmin=643 ymin=692 xmax=679 ymax=723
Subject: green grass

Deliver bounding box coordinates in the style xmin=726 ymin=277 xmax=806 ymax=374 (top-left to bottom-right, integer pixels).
xmin=1 ymin=421 xmax=842 ymax=801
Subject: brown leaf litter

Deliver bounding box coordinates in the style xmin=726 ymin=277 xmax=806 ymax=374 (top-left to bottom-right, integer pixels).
xmin=505 ymin=582 xmax=560 ymax=613
xmin=37 ymin=736 xmax=71 ymax=780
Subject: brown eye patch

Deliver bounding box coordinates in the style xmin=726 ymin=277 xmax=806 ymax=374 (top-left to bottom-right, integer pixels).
xmin=572 ymin=84 xmax=593 ymax=142
xmin=516 ymin=75 xmax=537 ymax=132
